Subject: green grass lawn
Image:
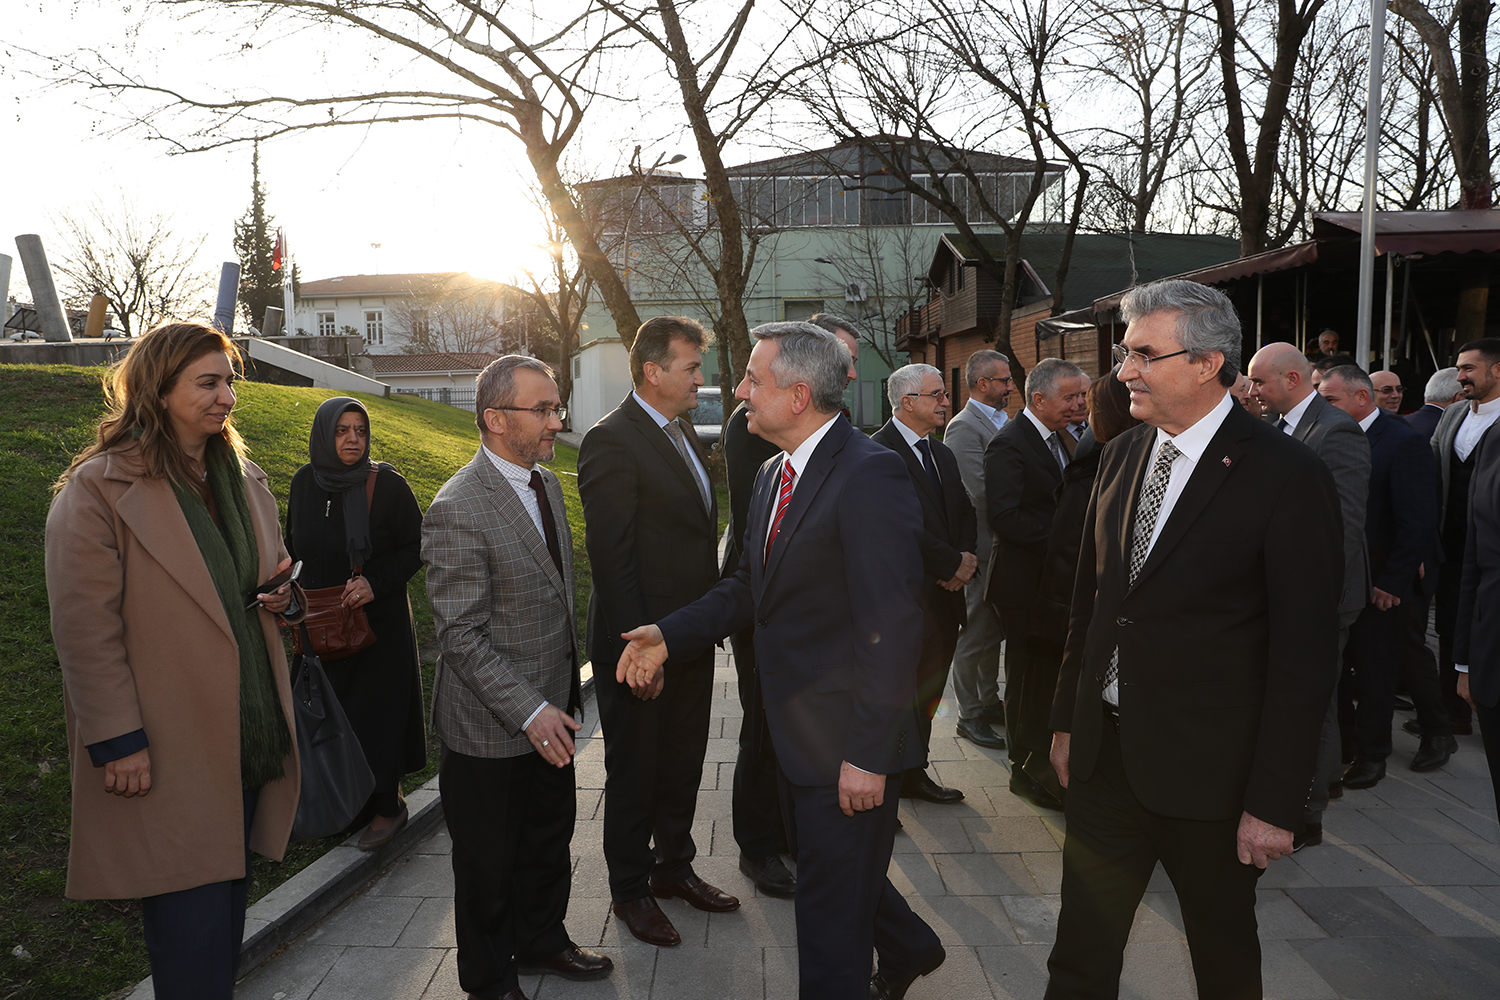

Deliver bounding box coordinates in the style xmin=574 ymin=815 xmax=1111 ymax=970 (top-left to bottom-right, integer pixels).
xmin=0 ymin=366 xmax=605 ymax=1000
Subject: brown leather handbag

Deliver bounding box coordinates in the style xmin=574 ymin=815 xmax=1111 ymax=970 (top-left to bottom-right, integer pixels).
xmin=290 ymin=467 xmax=379 ymax=661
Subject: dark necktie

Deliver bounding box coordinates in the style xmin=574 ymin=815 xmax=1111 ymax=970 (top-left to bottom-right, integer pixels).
xmin=528 ymin=470 xmax=565 ymax=578
xmin=665 ymin=418 xmax=711 ymax=512
xmin=914 ymin=438 xmax=944 ymax=498
xmin=765 ymin=459 xmax=795 ymax=565
xmin=1274 ymin=417 xmax=1289 ymax=434
xmin=1048 ymin=432 xmax=1069 ymax=471
xmin=1104 ymin=440 xmax=1182 ymax=691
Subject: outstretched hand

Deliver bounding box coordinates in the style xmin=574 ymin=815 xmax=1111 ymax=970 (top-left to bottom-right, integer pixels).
xmin=617 ymin=624 xmax=669 ymax=690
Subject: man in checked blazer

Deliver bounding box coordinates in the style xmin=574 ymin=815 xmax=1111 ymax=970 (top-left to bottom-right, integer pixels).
xmin=423 ymin=356 xmax=611 ymax=1000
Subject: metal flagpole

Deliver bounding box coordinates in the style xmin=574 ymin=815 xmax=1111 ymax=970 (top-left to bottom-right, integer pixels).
xmin=1355 ymin=0 xmax=1386 ymax=370
xmin=282 ymin=228 xmax=295 ymax=336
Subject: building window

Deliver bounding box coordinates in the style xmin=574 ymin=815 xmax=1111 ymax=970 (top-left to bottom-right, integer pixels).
xmin=365 ymin=310 xmax=384 ymax=345
xmin=317 ymin=312 xmax=336 ymax=336
xmin=411 ymin=309 xmax=430 ymax=340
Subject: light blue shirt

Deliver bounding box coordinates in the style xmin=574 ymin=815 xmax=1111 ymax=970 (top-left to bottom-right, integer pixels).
xmin=969 ymin=397 xmax=1009 ymax=430
xmin=633 ymin=391 xmax=711 ymax=501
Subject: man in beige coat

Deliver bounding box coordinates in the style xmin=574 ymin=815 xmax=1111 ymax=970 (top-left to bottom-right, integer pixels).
xmin=424 ymin=356 xmax=611 ymax=1000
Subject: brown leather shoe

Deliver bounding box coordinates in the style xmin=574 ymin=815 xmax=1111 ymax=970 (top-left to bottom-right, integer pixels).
xmin=517 ymin=942 xmax=613 ymax=980
xmin=357 ymin=803 xmax=408 ymax=852
xmin=649 ymin=873 xmax=741 ymax=912
xmin=611 ymin=895 xmax=681 ymax=946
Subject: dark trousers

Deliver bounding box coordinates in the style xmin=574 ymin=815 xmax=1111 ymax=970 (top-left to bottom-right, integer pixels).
xmin=440 ymin=744 xmax=575 ymax=999
xmin=140 ymin=787 xmax=258 ymax=1000
xmin=782 ymin=773 xmax=940 ymax=1000
xmin=1341 ymin=601 xmax=1405 ymax=760
xmin=907 ymin=620 xmax=960 ymax=778
xmin=729 ymin=627 xmax=788 ymax=858
xmin=1476 ymin=697 xmax=1500 ymax=812
xmin=1045 ymin=720 xmax=1264 ymax=1000
xmin=594 ymin=648 xmax=713 ymax=901
xmin=999 ymin=607 xmax=1049 ymax=768
xmin=1399 ymin=594 xmax=1452 ymax=736
xmin=1435 ymin=553 xmax=1474 ymax=727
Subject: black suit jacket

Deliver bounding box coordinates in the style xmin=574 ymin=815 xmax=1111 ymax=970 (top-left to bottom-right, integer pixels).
xmin=1363 ymin=409 xmax=1441 ymax=603
xmin=721 ymin=402 xmax=781 ymax=578
xmin=1051 ymin=402 xmax=1343 ymax=831
xmin=1404 ymin=403 xmax=1444 ymax=442
xmin=1455 ymin=424 xmax=1500 ymax=708
xmin=871 ymin=420 xmax=977 ymax=628
xmin=578 ymin=394 xmax=720 ymax=670
xmin=658 ymin=416 xmax=927 ymax=785
xmin=984 ymin=412 xmax=1064 ymax=608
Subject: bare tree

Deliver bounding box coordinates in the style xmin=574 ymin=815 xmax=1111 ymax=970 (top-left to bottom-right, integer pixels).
xmin=517 ymin=181 xmax=597 ymax=408
xmin=50 ymin=199 xmax=211 ymax=338
xmin=386 ymin=275 xmax=531 ymax=355
xmin=55 ymin=0 xmax=652 ymax=346
xmin=810 ymin=224 xmax=934 ymax=369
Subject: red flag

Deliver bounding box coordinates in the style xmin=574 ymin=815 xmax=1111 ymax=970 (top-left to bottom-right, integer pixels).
xmin=272 ymin=228 xmax=284 ymax=271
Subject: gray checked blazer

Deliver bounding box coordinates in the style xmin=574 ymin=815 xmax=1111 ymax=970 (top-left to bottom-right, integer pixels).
xmin=422 ymin=448 xmax=580 ymax=759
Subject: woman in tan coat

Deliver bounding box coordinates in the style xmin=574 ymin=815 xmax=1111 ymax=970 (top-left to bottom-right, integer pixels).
xmin=46 ymin=322 xmax=301 ymax=999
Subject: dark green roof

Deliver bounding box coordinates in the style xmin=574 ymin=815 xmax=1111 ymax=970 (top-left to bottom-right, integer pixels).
xmin=938 ymin=232 xmax=1241 ymax=310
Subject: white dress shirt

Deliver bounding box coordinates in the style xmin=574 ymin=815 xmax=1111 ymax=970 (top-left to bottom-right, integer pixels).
xmin=1279 ymin=390 xmax=1316 ymax=435
xmin=893 ymin=418 xmax=936 ymax=477
xmin=482 ymin=444 xmax=551 ymax=731
xmin=1104 ymin=391 xmax=1235 ymax=704
xmin=1357 ymin=408 xmax=1379 ymax=433
xmin=1455 ymin=395 xmax=1500 ymax=462
xmin=763 ymin=414 xmax=841 ymax=541
xmin=634 ymin=390 xmax=711 ymax=500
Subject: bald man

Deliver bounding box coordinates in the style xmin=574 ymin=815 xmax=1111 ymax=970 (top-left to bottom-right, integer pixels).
xmin=1371 ymin=371 xmax=1405 ymax=414
xmin=1246 ymin=342 xmax=1370 ymax=848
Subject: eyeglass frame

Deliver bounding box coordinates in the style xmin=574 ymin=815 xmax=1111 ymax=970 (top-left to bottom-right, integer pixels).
xmin=903 ymin=389 xmax=951 ymax=402
xmin=1112 ymin=343 xmax=1191 ymax=372
xmin=486 ymin=404 xmax=568 ymax=421
xmin=1374 ymin=384 xmax=1404 ymax=394
xmin=976 ymin=373 xmax=1015 ymax=386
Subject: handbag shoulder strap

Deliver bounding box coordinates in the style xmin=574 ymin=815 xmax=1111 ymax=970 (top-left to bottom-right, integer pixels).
xmin=353 ymin=464 xmax=379 ymax=575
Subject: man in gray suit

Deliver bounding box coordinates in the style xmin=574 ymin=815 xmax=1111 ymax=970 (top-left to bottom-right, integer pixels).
xmin=942 ymin=349 xmax=1013 ymax=749
xmin=423 ymin=356 xmax=611 ymax=1000
xmin=1247 ymin=342 xmax=1369 ymax=848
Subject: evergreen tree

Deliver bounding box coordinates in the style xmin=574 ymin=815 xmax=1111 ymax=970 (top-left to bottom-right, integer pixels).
xmin=233 ymin=143 xmax=281 ymax=332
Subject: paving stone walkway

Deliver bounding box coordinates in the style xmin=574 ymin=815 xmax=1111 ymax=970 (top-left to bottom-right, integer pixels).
xmin=225 ymin=649 xmax=1500 ymax=1000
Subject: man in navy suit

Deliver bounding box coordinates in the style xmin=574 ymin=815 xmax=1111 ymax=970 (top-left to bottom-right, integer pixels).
xmin=1318 ymin=366 xmax=1449 ymax=783
xmin=1047 ymin=281 xmax=1341 ymax=1000
xmin=616 ymin=322 xmax=944 ymax=1000
xmin=1404 ymin=367 xmax=1462 ymax=440
xmin=873 ymin=363 xmax=978 ymax=804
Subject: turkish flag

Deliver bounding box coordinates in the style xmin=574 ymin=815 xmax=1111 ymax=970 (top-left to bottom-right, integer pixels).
xmin=272 ymin=229 xmax=284 ymax=271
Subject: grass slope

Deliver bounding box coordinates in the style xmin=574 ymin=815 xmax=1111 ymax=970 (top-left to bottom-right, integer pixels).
xmin=0 ymin=366 xmax=594 ymax=1000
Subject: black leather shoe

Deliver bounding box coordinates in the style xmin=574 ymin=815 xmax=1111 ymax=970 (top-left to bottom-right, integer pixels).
xmin=650 ymin=874 xmax=741 ymax=912
xmin=1327 ymin=780 xmax=1343 ymax=800
xmin=900 ymin=771 xmax=964 ymax=804
xmin=517 ymin=943 xmax=613 ymax=980
xmin=1410 ymin=734 xmax=1459 ymax=772
xmin=956 ymin=718 xmax=1006 ymax=750
xmin=1292 ymin=822 xmax=1322 ymax=852
xmin=980 ymin=701 xmax=1006 ymax=726
xmin=1342 ymin=757 xmax=1386 ymax=789
xmin=1405 ymin=718 xmax=1472 ymax=737
xmin=1009 ymin=774 xmax=1063 ymax=811
xmin=739 ymin=853 xmax=796 ymax=898
xmin=871 ymin=945 xmax=946 ymax=999
xmin=611 ymin=896 xmax=681 ymax=947
xmin=470 ymin=991 xmax=528 ymax=1000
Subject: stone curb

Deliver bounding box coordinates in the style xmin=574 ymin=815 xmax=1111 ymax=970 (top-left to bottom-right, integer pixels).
xmin=129 ymin=665 xmax=596 ymax=997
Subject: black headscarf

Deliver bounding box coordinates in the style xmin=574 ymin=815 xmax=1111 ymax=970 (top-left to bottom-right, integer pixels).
xmin=309 ymin=396 xmax=375 ymax=569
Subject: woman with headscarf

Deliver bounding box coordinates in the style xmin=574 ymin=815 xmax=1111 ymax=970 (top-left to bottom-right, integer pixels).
xmin=286 ymin=396 xmax=426 ymax=850
xmin=46 ymin=322 xmax=301 ymax=998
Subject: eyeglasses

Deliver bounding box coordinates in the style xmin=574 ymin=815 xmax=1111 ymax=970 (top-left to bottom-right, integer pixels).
xmin=978 ymin=375 xmax=1015 ymax=386
xmin=1375 ymin=385 xmax=1404 ymax=394
xmin=488 ymin=405 xmax=567 ymax=421
xmin=1112 ymin=344 xmax=1190 ymax=372
xmin=904 ymin=390 xmax=950 ymax=402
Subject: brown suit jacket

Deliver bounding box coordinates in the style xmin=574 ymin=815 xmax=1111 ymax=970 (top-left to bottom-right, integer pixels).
xmin=46 ymin=445 xmax=300 ymax=900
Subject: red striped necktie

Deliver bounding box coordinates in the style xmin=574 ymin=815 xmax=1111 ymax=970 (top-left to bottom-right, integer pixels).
xmin=764 ymin=458 xmax=796 ymax=565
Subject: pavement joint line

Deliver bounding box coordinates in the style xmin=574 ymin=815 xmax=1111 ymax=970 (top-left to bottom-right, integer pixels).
xmin=128 ymin=666 xmax=596 ymax=996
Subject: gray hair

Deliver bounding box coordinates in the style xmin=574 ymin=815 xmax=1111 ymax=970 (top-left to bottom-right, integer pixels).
xmin=1424 ymin=366 xmax=1461 ymax=403
xmin=1120 ymin=279 xmax=1242 ymax=387
xmin=751 ymin=321 xmax=850 ymax=413
xmin=475 ymin=355 xmax=555 ymax=433
xmin=887 ymin=363 xmax=941 ymax=408
xmin=809 ymin=312 xmax=861 ymax=340
xmin=1324 ymin=364 xmax=1374 ymax=398
xmin=1025 ymin=357 xmax=1085 ymax=402
xmin=965 ymin=349 xmax=1010 ymax=388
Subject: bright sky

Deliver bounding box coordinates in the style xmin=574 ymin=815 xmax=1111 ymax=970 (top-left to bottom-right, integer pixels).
xmin=1 ymin=1 xmax=705 ymax=301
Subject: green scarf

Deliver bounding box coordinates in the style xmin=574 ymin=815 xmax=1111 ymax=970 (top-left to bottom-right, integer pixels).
xmin=172 ymin=438 xmax=291 ymax=789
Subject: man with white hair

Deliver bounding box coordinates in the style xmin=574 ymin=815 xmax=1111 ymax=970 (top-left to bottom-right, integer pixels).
xmin=873 ymin=364 xmax=978 ymax=805
xmin=1047 ymin=280 xmax=1341 ymax=1000
xmin=1404 ymin=366 xmax=1463 ymax=440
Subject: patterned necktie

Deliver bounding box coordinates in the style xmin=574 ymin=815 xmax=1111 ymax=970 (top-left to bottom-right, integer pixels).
xmin=1048 ymin=432 xmax=1068 ymax=471
xmin=764 ymin=458 xmax=796 ymax=565
xmin=914 ymin=438 xmax=944 ymax=499
xmin=664 ymin=418 xmax=711 ymax=512
xmin=1104 ymin=440 xmax=1182 ymax=691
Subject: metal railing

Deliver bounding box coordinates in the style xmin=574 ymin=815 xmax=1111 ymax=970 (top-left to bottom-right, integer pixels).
xmin=392 ymin=386 xmax=478 ymax=411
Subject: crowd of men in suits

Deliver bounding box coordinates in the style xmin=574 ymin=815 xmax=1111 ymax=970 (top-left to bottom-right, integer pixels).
xmin=413 ymin=285 xmax=1500 ymax=1000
